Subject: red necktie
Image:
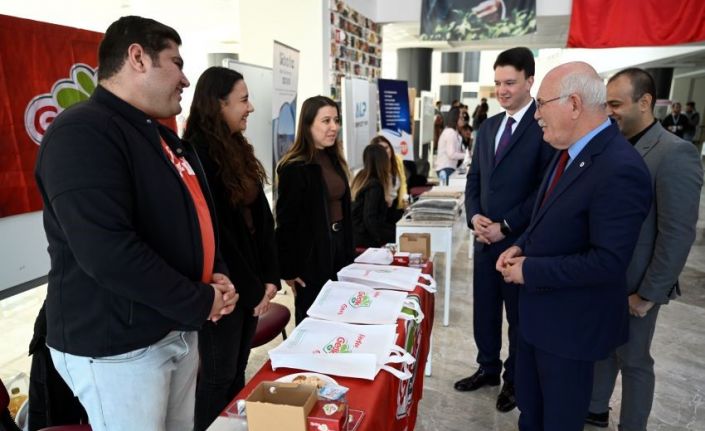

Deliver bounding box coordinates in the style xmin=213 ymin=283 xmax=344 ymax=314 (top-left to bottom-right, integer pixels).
xmin=541 ymin=150 xmax=569 ymax=207
xmin=494 ymin=117 xmax=516 ymax=165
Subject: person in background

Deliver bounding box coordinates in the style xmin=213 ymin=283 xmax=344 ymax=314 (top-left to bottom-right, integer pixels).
xmin=683 ymin=101 xmax=700 ymax=144
xmin=434 ymin=101 xmax=445 ymax=150
xmin=473 ymin=101 xmax=489 ymax=130
xmin=460 ymin=47 xmax=554 ymax=414
xmin=498 ymin=61 xmax=652 ymax=431
xmin=460 ymin=123 xmax=474 ymax=154
xmin=371 ymin=135 xmax=408 ymax=223
xmin=34 ymin=16 xmax=237 ymax=431
xmin=460 ymin=103 xmax=471 ymax=125
xmin=435 ymin=106 xmax=467 ymax=184
xmin=184 ymin=66 xmax=281 ymax=430
xmin=587 ymin=68 xmax=703 ymax=430
xmin=351 ymin=144 xmax=396 ymax=248
xmin=472 ymin=97 xmax=488 ymax=119
xmin=661 ymin=101 xmax=685 ymax=138
xmin=276 ymin=96 xmax=354 ymax=324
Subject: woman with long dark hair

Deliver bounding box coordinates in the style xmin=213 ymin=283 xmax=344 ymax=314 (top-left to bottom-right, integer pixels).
xmin=351 ymin=144 xmax=396 ymax=248
xmin=184 ymin=66 xmax=280 ymax=430
xmin=434 ymin=106 xmax=467 ymax=184
xmin=370 ymin=135 xmax=407 ymax=223
xmin=276 ymin=96 xmax=354 ymax=324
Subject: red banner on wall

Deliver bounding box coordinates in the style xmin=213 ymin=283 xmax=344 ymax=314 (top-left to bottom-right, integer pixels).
xmin=568 ymin=0 xmax=705 ymax=48
xmin=0 ymin=15 xmax=103 ymax=218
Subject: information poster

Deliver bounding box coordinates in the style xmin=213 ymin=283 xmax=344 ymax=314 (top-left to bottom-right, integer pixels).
xmin=272 ymin=41 xmax=299 ymax=165
xmin=341 ymin=77 xmax=373 ymax=169
xmin=378 ymin=79 xmax=413 ymax=161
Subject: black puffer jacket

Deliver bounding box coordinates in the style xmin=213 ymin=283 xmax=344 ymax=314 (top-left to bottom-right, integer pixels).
xmin=351 ymin=179 xmax=395 ymax=247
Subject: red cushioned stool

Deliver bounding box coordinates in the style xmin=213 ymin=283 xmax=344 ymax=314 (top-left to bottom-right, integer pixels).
xmin=251 ymin=302 xmax=291 ymax=348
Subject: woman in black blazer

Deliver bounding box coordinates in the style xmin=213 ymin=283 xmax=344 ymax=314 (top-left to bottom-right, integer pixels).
xmin=184 ymin=67 xmax=281 ymax=430
xmin=351 ymin=144 xmax=396 ymax=248
xmin=275 ymin=96 xmax=354 ymax=324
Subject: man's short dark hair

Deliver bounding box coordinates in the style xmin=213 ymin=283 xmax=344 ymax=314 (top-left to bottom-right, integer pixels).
xmin=98 ymin=16 xmax=181 ymax=81
xmin=687 ymin=101 xmax=695 ymax=108
xmin=494 ymin=47 xmax=535 ymax=78
xmin=608 ymin=68 xmax=657 ymax=110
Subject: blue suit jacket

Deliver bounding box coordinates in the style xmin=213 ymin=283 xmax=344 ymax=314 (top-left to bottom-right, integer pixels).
xmin=465 ymin=101 xmax=554 ymax=251
xmin=516 ymin=123 xmax=652 ymax=361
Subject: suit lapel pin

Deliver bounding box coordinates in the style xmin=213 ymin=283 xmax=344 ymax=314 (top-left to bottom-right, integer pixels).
xmin=579 ymin=161 xmax=585 ymax=168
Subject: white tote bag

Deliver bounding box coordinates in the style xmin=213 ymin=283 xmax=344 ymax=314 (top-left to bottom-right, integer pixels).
xmin=306 ymin=280 xmax=423 ymax=325
xmin=337 ymin=263 xmax=437 ymax=293
xmin=268 ymin=318 xmax=415 ymax=380
xmin=353 ymin=247 xmax=394 ymax=265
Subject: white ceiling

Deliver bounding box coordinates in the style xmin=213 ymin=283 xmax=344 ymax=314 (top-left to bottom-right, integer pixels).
xmin=2 ymin=0 xmax=703 ymax=78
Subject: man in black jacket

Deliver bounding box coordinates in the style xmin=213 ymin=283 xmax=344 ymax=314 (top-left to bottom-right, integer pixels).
xmin=34 ymin=16 xmax=237 ymax=431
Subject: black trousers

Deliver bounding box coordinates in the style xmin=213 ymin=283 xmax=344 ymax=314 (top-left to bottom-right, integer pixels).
xmin=294 ymin=228 xmax=348 ymax=325
xmin=194 ymin=306 xmax=258 ymax=431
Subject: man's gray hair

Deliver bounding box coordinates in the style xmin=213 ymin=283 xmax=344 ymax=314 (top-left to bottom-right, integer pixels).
xmin=559 ymin=71 xmax=606 ymax=109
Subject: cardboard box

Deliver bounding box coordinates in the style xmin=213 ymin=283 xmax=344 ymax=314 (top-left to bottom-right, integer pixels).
xmin=399 ymin=233 xmax=431 ymax=260
xmin=307 ymin=400 xmax=348 ymax=431
xmin=246 ymin=381 xmax=318 ymax=431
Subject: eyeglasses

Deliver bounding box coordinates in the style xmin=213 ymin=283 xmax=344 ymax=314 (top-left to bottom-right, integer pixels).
xmin=536 ymin=95 xmax=569 ymax=110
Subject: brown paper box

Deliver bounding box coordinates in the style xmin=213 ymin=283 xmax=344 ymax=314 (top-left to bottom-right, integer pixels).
xmin=246 ymin=381 xmax=318 ymax=431
xmin=399 ymin=233 xmax=431 ymax=259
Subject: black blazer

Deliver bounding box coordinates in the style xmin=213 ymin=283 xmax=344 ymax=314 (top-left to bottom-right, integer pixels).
xmin=275 ymin=155 xmax=354 ymax=288
xmin=352 ymin=179 xmax=395 ymax=247
xmin=190 ymin=134 xmax=281 ymax=311
xmin=34 ymin=86 xmax=222 ymax=357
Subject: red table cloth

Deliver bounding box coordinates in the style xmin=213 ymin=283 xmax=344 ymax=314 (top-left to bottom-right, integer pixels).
xmin=224 ymin=262 xmax=435 ymax=431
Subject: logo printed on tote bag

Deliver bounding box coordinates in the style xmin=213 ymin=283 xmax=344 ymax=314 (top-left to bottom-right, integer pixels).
xmin=322 ymin=334 xmax=366 ymax=353
xmin=323 ymin=336 xmax=352 ymax=353
xmin=349 ymin=291 xmax=373 ymax=308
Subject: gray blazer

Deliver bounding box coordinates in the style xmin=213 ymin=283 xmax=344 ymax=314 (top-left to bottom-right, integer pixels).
xmin=627 ymin=122 xmax=703 ymax=303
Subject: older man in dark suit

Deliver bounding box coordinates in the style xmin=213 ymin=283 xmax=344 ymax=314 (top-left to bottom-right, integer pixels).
xmin=497 ymin=62 xmax=652 ymax=431
xmin=586 ymin=68 xmax=703 ymax=430
xmin=460 ymin=47 xmax=554 ymax=412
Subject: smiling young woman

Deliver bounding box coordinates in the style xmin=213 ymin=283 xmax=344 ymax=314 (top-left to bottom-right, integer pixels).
xmin=183 ymin=66 xmax=281 ymax=430
xmin=275 ymin=96 xmax=354 ymax=325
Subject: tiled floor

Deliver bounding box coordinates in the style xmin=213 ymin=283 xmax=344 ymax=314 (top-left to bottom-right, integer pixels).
xmin=2 ymin=178 xmax=705 ymax=430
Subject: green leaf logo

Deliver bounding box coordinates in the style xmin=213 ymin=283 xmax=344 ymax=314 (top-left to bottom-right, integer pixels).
xmin=349 ymin=291 xmax=372 ymax=308
xmin=25 ymin=63 xmax=97 ymax=144
xmin=323 ymin=336 xmax=352 ymax=353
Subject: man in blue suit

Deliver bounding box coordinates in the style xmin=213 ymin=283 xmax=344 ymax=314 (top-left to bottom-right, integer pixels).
xmin=497 ymin=62 xmax=652 ymax=430
xmin=459 ymin=47 xmax=554 ymax=412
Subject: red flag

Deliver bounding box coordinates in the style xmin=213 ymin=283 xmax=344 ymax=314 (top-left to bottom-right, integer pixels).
xmin=568 ymin=0 xmax=705 ymax=48
xmin=0 ymin=15 xmax=103 ymax=217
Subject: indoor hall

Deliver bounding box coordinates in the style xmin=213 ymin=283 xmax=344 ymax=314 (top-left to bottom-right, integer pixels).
xmin=2 ymin=1 xmax=705 ymax=430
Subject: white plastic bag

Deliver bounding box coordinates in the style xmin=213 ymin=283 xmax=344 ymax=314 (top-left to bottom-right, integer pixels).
xmin=268 ymin=318 xmax=415 ymax=380
xmin=337 ymin=263 xmax=437 ymax=293
xmin=307 ymin=280 xmax=421 ymax=325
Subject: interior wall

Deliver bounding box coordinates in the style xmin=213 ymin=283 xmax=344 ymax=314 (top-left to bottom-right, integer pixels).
xmin=239 ymin=0 xmax=326 ymax=115
xmin=671 ymin=78 xmax=691 ymax=108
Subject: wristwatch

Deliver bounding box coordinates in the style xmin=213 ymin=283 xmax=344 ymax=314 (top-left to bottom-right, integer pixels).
xmin=500 ymin=219 xmax=512 ymax=236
